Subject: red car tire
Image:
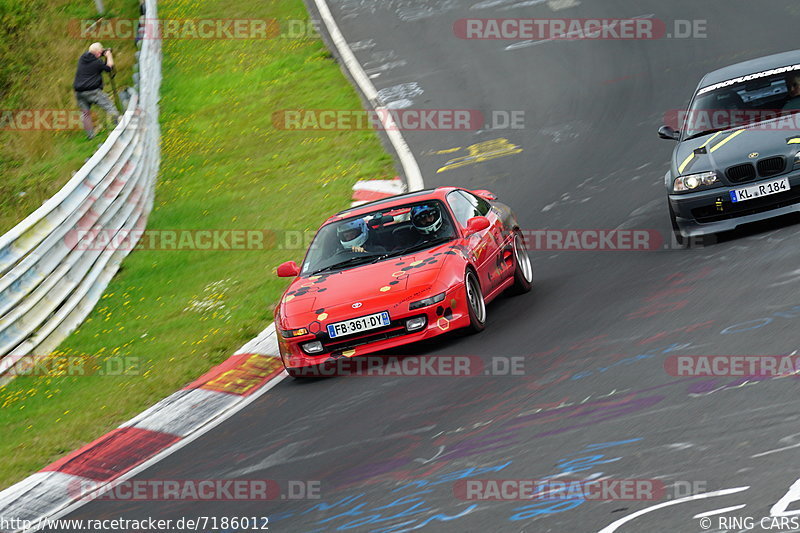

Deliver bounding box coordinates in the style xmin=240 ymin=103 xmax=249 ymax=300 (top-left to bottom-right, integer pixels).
xmin=465 ymin=268 xmax=487 ymax=333
xmin=510 ymin=230 xmax=533 ymax=294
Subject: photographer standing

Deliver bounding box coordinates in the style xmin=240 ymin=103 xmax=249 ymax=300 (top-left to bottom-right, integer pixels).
xmin=73 ymin=42 xmax=120 ymax=139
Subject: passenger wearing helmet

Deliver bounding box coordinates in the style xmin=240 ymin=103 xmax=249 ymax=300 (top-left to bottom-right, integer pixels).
xmin=411 ymin=204 xmax=442 ymax=234
xmin=337 ymin=218 xmax=386 ymax=253
xmin=403 ymin=203 xmax=454 ymax=251
xmin=409 ymin=203 xmax=452 ymax=243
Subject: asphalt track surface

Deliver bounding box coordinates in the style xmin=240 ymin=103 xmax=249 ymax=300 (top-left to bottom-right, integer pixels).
xmin=55 ymin=1 xmax=800 ymax=532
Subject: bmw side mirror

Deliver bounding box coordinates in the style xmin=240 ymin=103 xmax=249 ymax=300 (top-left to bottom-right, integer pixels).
xmin=658 ymin=125 xmax=680 ymax=141
xmin=465 ymin=216 xmax=491 ymax=236
xmin=277 ymin=261 xmax=300 ymax=277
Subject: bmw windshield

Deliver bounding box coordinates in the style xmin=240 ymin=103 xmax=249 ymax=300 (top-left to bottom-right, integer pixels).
xmin=682 ymin=67 xmax=800 ymax=140
xmin=301 ymin=200 xmax=457 ymax=276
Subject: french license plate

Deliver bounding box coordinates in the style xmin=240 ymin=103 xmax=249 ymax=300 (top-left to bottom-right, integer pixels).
xmin=327 ymin=311 xmax=390 ymax=339
xmin=730 ymin=178 xmax=790 ymax=203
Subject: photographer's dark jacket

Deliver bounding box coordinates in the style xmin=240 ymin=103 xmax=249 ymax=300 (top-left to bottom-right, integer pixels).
xmin=73 ymin=52 xmax=112 ymax=91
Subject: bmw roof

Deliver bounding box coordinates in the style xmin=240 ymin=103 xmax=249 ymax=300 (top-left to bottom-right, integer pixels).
xmin=699 ymin=49 xmax=800 ymax=89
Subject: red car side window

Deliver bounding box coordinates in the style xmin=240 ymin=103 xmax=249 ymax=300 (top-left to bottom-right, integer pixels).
xmin=446 ymin=191 xmax=481 ymax=227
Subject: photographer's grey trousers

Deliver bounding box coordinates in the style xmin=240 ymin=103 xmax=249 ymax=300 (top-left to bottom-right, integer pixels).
xmin=75 ymin=88 xmax=119 ymax=137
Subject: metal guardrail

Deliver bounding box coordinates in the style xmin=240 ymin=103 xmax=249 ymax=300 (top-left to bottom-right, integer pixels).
xmin=0 ymin=0 xmax=162 ymax=378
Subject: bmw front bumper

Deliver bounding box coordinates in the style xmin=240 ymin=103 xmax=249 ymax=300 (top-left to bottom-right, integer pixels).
xmin=668 ymin=170 xmax=800 ymax=237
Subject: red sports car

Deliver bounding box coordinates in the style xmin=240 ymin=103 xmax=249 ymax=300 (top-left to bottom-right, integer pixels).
xmin=274 ymin=186 xmax=533 ymax=377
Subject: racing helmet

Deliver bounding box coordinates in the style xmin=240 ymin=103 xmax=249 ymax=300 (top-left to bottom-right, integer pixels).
xmin=337 ymin=218 xmax=369 ymax=248
xmin=410 ymin=204 xmax=442 ymax=235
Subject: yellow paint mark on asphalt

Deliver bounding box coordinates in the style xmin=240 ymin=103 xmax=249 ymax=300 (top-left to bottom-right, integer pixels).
xmin=436 ymin=139 xmax=523 ymax=173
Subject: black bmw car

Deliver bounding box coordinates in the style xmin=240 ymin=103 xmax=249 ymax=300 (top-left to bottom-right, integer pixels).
xmin=660 ymin=50 xmax=800 ymax=243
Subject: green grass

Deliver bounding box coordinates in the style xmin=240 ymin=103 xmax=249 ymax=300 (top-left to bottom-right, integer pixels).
xmin=0 ymin=0 xmax=394 ymax=488
xmin=0 ymin=0 xmax=140 ymax=234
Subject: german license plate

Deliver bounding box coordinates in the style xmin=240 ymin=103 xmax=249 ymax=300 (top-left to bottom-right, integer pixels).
xmin=730 ymin=178 xmax=789 ymax=203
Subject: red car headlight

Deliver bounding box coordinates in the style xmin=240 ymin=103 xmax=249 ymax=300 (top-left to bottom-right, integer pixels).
xmin=409 ymin=292 xmax=446 ymax=310
xmin=280 ymin=327 xmax=309 ymax=338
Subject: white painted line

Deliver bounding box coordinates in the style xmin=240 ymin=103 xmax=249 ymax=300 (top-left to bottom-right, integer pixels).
xmin=751 ymin=433 xmax=800 ymax=458
xmin=771 ymin=478 xmax=800 ymax=518
xmin=751 ymin=441 xmax=800 ymax=458
xmin=693 ymin=505 xmax=747 ymax=519
xmin=596 ymin=486 xmax=750 ymax=533
xmin=22 ymin=368 xmax=289 ymax=532
xmin=313 ymin=0 xmax=425 ymax=191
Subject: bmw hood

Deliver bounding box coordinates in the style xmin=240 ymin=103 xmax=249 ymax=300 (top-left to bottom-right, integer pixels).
xmin=672 ymin=124 xmax=800 ymax=183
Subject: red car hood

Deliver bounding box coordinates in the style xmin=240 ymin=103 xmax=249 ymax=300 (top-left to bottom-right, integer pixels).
xmin=279 ymin=245 xmax=455 ymax=325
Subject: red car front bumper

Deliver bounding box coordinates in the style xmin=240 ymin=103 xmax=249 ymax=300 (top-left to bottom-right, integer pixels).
xmin=278 ymin=284 xmax=470 ymax=373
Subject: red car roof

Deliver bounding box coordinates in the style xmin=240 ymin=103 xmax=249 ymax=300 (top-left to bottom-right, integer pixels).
xmin=323 ymin=186 xmax=461 ymax=225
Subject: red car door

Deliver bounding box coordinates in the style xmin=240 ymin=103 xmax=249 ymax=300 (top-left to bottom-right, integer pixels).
xmin=446 ymin=190 xmax=504 ymax=293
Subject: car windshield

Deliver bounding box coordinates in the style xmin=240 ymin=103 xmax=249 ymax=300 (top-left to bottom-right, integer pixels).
xmin=682 ymin=67 xmax=800 ymax=140
xmin=300 ymin=200 xmax=457 ymax=276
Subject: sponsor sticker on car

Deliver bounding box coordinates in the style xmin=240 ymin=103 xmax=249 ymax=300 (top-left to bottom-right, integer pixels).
xmin=729 ymin=177 xmax=790 ymax=203
xmin=327 ymin=311 xmax=391 ymax=339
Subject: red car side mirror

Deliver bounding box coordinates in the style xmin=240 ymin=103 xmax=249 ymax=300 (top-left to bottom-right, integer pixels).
xmin=277 ymin=261 xmax=300 ymax=277
xmin=465 ymin=216 xmax=490 ymax=236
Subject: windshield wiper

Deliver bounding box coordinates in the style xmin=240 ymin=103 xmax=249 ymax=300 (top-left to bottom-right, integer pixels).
xmin=368 ymin=252 xmax=394 ymax=264
xmin=682 ymin=127 xmax=728 ymax=142
xmin=308 ymin=239 xmax=454 ymax=275
xmin=309 ymin=253 xmax=387 ymax=275
xmin=396 ymin=237 xmax=453 ymax=256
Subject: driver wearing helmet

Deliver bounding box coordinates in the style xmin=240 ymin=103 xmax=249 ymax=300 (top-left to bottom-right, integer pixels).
xmin=410 ymin=203 xmax=451 ymax=241
xmin=337 ymin=218 xmax=386 ymax=253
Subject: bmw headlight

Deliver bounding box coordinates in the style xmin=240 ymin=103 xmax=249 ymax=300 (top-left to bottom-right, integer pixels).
xmin=794 ymin=150 xmax=800 ymax=167
xmin=673 ymin=171 xmax=720 ymax=193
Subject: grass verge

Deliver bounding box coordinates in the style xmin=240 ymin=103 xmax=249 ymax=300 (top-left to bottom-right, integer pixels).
xmin=0 ymin=0 xmax=394 ymax=488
